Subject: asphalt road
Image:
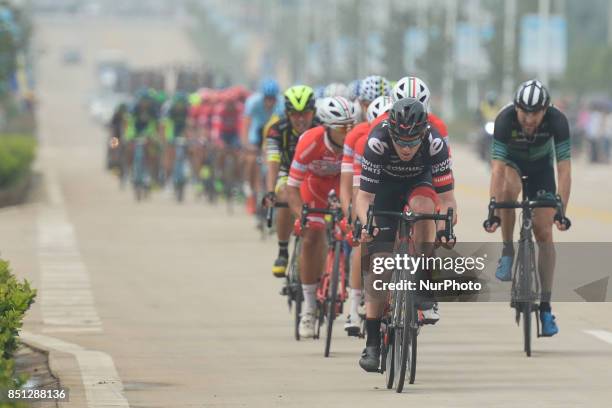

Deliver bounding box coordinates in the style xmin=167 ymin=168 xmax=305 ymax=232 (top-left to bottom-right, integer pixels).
xmin=1 ymin=16 xmax=611 ymax=408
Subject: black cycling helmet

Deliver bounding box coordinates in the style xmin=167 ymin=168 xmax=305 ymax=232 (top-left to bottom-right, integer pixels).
xmin=388 ymin=97 xmax=429 ymax=140
xmin=514 ymin=79 xmax=550 ymax=112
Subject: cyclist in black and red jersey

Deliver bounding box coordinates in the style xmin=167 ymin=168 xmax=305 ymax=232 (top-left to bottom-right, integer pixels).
xmin=353 ymin=97 xmax=457 ymax=372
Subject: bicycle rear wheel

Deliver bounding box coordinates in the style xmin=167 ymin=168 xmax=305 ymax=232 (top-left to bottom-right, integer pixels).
xmin=523 ymin=302 xmax=531 ymax=357
xmin=384 ymin=323 xmax=395 ymax=389
xmin=324 ymin=241 xmax=342 ymax=357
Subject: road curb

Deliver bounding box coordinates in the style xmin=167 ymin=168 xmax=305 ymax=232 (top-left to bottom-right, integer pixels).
xmin=19 ymin=333 xmax=90 ymax=408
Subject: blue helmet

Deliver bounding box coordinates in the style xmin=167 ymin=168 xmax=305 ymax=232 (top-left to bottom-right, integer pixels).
xmin=314 ymin=86 xmax=326 ymax=99
xmin=347 ymin=79 xmax=361 ymax=101
xmin=260 ymin=79 xmax=279 ymax=97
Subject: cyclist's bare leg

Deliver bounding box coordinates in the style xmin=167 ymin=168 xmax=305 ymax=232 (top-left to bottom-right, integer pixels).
xmin=364 ymin=252 xmax=391 ymax=320
xmin=275 ymin=185 xmax=293 ymax=243
xmin=299 ymin=227 xmax=327 ymax=317
xmin=409 ymin=195 xmax=436 ymax=254
xmin=242 ymin=148 xmax=259 ymax=212
xmin=165 ymin=143 xmax=175 ymax=180
xmin=350 ymin=246 xmax=362 ymax=290
xmin=350 ymin=188 xmax=362 ymax=292
xmin=533 ymin=208 xmax=556 ymax=302
xmin=300 ymin=227 xmax=327 ymax=285
xmin=500 ymin=166 xmax=522 ymax=242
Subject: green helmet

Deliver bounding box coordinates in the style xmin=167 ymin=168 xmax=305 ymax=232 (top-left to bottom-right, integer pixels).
xmin=284 ymin=85 xmax=315 ymax=112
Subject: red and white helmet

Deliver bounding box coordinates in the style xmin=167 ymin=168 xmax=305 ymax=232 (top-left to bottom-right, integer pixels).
xmin=392 ymin=76 xmax=431 ymax=111
xmin=317 ymin=96 xmax=356 ymax=128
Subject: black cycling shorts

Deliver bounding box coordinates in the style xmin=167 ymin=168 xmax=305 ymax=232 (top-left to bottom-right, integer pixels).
xmin=506 ymin=159 xmax=556 ymax=200
xmin=367 ymin=172 xmax=437 ymax=253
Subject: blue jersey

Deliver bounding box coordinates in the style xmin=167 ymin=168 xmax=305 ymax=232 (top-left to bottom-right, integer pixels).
xmin=244 ymin=92 xmax=283 ymax=145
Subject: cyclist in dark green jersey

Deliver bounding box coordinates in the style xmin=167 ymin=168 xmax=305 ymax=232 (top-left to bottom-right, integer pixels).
xmin=486 ymin=79 xmax=572 ymax=337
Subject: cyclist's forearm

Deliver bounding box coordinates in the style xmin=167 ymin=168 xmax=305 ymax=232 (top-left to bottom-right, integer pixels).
xmin=355 ymin=189 xmax=375 ymax=225
xmin=340 ymin=172 xmax=353 ymax=219
xmin=287 ymin=185 xmax=303 ymax=219
xmin=557 ymin=160 xmax=571 ymax=210
xmin=489 ymin=159 xmax=505 ymax=200
xmin=438 ymin=190 xmax=458 ymax=225
xmin=267 ymin=162 xmax=280 ymax=193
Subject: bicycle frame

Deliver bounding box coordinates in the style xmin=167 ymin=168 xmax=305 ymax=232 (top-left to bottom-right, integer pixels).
xmin=299 ymin=203 xmax=350 ymax=356
xmin=365 ymin=204 xmax=454 ymax=391
xmin=485 ymin=175 xmax=564 ymax=356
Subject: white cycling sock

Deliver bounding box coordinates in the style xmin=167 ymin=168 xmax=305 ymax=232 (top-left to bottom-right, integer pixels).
xmin=302 ymin=284 xmax=317 ymax=314
xmin=350 ymin=288 xmax=362 ymax=318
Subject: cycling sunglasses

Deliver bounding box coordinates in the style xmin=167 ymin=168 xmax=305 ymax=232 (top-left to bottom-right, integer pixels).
xmin=389 ymin=127 xmax=426 ymax=148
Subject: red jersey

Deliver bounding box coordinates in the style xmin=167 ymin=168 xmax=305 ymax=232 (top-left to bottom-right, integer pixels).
xmin=341 ymin=121 xmax=369 ymax=174
xmin=196 ymin=103 xmax=214 ymax=130
xmin=352 ymin=112 xmax=389 ymax=184
xmin=288 ymin=126 xmax=343 ymax=188
xmin=428 ymin=112 xmax=447 ymax=137
xmin=211 ymin=102 xmax=241 ymax=136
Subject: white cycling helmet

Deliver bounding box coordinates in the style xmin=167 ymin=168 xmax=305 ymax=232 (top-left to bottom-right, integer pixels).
xmin=317 ymin=96 xmax=356 ymax=127
xmin=366 ymin=95 xmax=393 ymax=123
xmin=359 ymin=75 xmax=391 ymax=103
xmin=324 ymin=82 xmax=349 ymax=99
xmin=392 ymin=76 xmax=431 ymax=111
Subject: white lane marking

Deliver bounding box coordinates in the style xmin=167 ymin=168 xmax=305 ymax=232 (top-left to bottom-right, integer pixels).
xmin=584 ymin=330 xmax=612 ymax=345
xmin=20 ymin=331 xmax=130 ymax=408
xmin=37 ymin=169 xmax=101 ymax=331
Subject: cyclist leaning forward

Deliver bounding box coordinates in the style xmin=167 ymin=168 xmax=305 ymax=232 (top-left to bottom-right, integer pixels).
xmin=161 ymin=93 xmax=191 ymax=182
xmin=342 ymin=75 xmax=452 ymax=336
xmin=354 ymin=97 xmax=457 ymax=372
xmin=264 ymin=85 xmax=319 ymax=277
xmin=286 ymin=96 xmax=357 ymax=338
xmin=340 ymin=75 xmax=392 ymax=336
xmin=485 ymin=79 xmax=571 ymax=337
xmin=124 ymin=93 xmax=161 ymax=185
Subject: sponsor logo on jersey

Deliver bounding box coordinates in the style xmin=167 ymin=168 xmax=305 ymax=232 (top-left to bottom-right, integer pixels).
xmin=431 ymin=158 xmax=451 ymax=174
xmin=429 ymin=137 xmax=444 ymax=156
xmin=368 ymin=137 xmax=388 ymax=155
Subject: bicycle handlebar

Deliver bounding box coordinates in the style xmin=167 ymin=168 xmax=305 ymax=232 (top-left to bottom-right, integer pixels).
xmin=363 ymin=204 xmax=455 ymax=242
xmin=300 ymin=204 xmax=343 ymax=228
xmin=483 ymin=195 xmax=571 ymax=230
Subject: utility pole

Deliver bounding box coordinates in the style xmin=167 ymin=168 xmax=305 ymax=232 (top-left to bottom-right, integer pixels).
xmin=442 ymin=0 xmax=457 ymax=119
xmin=538 ymin=0 xmax=550 ymax=85
xmin=467 ymin=0 xmax=480 ymax=111
xmin=502 ymin=0 xmax=516 ymax=99
xmin=609 ymin=0 xmax=612 ymax=46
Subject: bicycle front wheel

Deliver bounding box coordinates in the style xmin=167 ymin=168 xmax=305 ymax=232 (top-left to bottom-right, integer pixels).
xmin=408 ymin=298 xmax=418 ymax=384
xmin=395 ymin=286 xmax=416 ymax=392
xmin=384 ymin=324 xmax=395 ymax=389
xmin=289 ymin=237 xmax=302 ymax=341
xmin=324 ymin=241 xmax=342 ymax=357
